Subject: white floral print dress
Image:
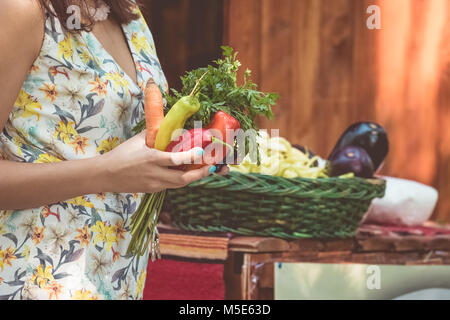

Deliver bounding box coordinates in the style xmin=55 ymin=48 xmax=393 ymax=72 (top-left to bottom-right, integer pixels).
xmin=0 ymin=6 xmax=168 ymax=300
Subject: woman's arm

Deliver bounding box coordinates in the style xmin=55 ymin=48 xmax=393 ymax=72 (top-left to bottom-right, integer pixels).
xmin=0 ymin=156 xmax=106 ymax=209
xmin=0 ymin=131 xmax=211 ymax=210
xmin=0 ymin=0 xmax=215 ymax=210
xmin=0 ymin=0 xmax=44 ymax=132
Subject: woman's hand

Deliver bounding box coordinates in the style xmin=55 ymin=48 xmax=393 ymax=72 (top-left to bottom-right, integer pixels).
xmin=100 ymin=130 xmax=228 ymax=194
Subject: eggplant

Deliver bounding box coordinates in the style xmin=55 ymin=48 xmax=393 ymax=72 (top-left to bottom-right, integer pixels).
xmin=329 ymin=122 xmax=389 ymax=171
xmin=329 ymin=145 xmax=374 ymax=178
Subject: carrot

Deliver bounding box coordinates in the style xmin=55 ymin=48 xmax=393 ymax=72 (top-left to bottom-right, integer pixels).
xmin=144 ymin=79 xmax=164 ymax=148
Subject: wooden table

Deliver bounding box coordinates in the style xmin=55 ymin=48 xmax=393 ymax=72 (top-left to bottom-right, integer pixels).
xmin=224 ymin=233 xmax=450 ymax=300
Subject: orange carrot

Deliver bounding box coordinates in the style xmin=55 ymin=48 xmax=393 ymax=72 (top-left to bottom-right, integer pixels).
xmin=144 ymin=79 xmax=164 ymax=148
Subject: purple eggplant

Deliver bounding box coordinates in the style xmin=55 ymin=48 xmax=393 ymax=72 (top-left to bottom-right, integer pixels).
xmin=329 ymin=122 xmax=389 ymax=171
xmin=329 ymin=145 xmax=374 ymax=178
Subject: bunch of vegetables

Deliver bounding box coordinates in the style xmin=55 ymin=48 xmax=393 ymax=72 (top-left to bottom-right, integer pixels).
xmin=126 ymin=76 xmax=203 ymax=258
xmin=128 ymin=47 xmax=278 ymax=257
xmin=231 ymin=122 xmax=389 ymax=180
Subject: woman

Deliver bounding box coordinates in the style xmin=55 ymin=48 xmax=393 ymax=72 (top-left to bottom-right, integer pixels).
xmin=0 ymin=0 xmax=227 ymax=300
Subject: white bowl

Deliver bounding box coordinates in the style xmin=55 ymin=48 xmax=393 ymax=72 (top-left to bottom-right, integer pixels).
xmin=363 ymin=176 xmax=439 ymax=226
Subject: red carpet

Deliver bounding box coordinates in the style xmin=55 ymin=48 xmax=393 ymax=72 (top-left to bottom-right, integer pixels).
xmin=143 ymin=259 xmax=225 ymax=300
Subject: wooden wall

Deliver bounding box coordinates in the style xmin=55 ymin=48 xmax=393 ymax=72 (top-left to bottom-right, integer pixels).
xmin=144 ymin=0 xmax=224 ymax=91
xmin=224 ymin=0 xmax=450 ymax=223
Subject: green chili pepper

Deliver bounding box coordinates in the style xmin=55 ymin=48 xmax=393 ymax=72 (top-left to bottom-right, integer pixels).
xmin=154 ymin=71 xmax=208 ymax=151
xmin=154 ymin=96 xmax=200 ymax=151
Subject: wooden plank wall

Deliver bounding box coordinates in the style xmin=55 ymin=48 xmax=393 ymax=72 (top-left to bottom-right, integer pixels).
xmin=435 ymin=3 xmax=450 ymax=223
xmin=143 ymin=0 xmax=224 ymax=91
xmin=224 ymin=0 xmax=450 ymax=222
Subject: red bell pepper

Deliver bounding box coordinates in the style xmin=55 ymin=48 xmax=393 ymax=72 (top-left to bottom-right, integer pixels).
xmin=207 ymin=111 xmax=240 ymax=150
xmin=165 ymin=111 xmax=241 ymax=171
xmin=206 ymin=111 xmax=240 ymax=166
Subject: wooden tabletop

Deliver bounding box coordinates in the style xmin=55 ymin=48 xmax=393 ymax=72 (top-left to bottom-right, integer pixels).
xmin=229 ymin=235 xmax=450 ymax=253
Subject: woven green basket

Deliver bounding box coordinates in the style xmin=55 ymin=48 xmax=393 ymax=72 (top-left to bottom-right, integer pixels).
xmin=166 ymin=172 xmax=386 ymax=239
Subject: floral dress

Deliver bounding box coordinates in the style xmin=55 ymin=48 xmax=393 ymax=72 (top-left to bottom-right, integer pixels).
xmin=0 ymin=6 xmax=168 ymax=300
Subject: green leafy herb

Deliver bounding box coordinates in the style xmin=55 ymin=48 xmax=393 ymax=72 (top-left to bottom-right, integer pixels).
xmin=166 ymin=46 xmax=278 ymax=132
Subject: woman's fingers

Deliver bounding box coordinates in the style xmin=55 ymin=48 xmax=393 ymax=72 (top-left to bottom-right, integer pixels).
xmin=154 ymin=147 xmax=204 ymax=167
xmin=142 ymin=146 xmax=230 ymax=190
xmin=179 ymin=165 xmax=213 ymax=185
xmin=155 ymin=167 xmax=189 ymax=186
xmin=157 ymin=164 xmax=211 ymax=187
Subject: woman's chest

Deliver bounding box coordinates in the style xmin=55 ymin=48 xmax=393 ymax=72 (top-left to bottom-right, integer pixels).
xmin=90 ymin=19 xmax=139 ymax=86
xmin=8 ymin=14 xmax=168 ymax=160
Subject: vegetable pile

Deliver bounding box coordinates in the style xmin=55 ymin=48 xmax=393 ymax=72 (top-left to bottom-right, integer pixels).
xmin=230 ymin=131 xmax=329 ymax=179
xmin=128 ymin=47 xmax=278 ymax=257
xmin=231 ymin=122 xmax=389 ymax=180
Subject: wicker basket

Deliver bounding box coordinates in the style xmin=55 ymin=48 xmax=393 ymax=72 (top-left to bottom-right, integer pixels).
xmin=166 ymin=172 xmax=386 ymax=239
